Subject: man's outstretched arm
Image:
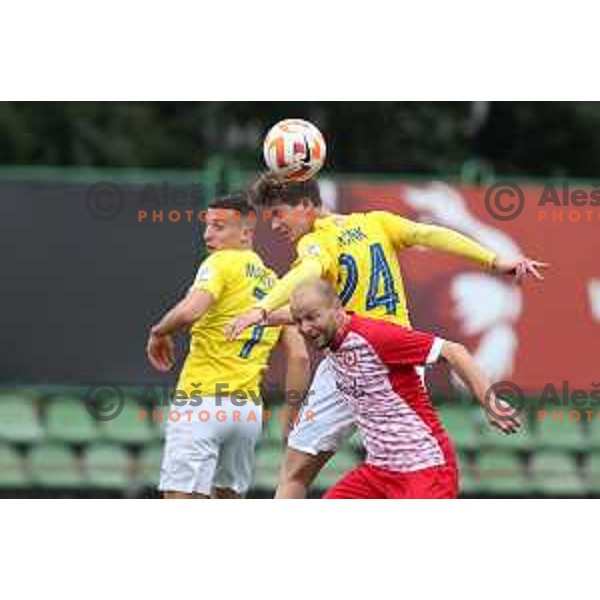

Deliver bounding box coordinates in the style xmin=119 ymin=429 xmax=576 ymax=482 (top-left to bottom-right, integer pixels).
xmin=225 ymin=259 xmax=322 ymax=340
xmin=440 ymin=341 xmax=522 ymax=434
xmin=374 ymin=212 xmax=548 ymax=282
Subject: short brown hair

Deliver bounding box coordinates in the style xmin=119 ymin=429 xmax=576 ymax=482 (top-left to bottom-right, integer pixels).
xmin=251 ymin=174 xmax=322 ymax=208
xmin=209 ymin=191 xmax=255 ymax=218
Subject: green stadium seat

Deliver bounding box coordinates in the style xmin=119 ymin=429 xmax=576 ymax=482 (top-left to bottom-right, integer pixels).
xmin=137 ymin=444 xmax=163 ymax=488
xmin=84 ymin=443 xmax=131 ymax=489
xmin=0 ymin=444 xmax=28 ymax=487
xmin=476 ymin=450 xmax=530 ymax=495
xmin=480 ymin=418 xmax=532 ymax=451
xmin=45 ymin=397 xmax=98 ymax=443
xmin=30 ymin=443 xmax=82 ymax=488
xmin=534 ymin=416 xmax=586 ymax=451
xmin=583 ymin=453 xmax=600 ymax=494
xmin=456 ymin=451 xmax=478 ymax=496
xmin=530 ymin=450 xmax=585 ymax=496
xmin=261 ymin=412 xmax=285 ymax=446
xmin=99 ymin=403 xmax=156 ymax=445
xmin=586 ymin=421 xmax=600 ymax=450
xmin=438 ymin=405 xmax=479 ymax=450
xmin=0 ymin=395 xmax=43 ymax=443
xmin=314 ymin=448 xmax=360 ymax=490
xmin=253 ymin=446 xmax=283 ymax=490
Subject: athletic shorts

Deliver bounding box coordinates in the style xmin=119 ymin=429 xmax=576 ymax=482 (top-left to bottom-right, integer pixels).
xmin=323 ymin=462 xmax=459 ymax=499
xmin=287 ymin=355 xmax=356 ymax=455
xmin=159 ymin=397 xmax=262 ymax=496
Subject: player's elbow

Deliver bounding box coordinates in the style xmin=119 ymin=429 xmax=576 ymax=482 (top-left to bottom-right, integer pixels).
xmin=179 ymin=307 xmax=201 ymax=329
xmin=440 ymin=341 xmax=468 ymax=365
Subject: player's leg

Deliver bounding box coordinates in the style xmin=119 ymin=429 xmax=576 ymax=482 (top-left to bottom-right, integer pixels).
xmin=212 ymin=398 xmax=263 ymax=499
xmin=275 ymin=448 xmax=334 ymax=499
xmin=158 ymin=402 xmax=220 ymax=499
xmin=276 ymin=357 xmax=357 ymax=499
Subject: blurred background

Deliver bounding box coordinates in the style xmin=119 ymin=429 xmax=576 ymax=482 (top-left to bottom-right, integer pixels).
xmin=0 ymin=101 xmax=599 ymax=498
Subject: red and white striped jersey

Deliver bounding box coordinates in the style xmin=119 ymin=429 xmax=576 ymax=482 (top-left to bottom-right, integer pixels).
xmin=329 ymin=313 xmax=456 ymax=473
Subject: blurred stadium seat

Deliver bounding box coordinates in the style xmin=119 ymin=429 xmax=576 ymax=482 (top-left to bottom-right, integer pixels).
xmin=476 ymin=450 xmax=531 ymax=495
xmin=30 ymin=442 xmax=83 ymax=489
xmin=45 ymin=397 xmax=98 ymax=444
xmin=530 ymin=450 xmax=585 ymax=496
xmin=0 ymin=444 xmax=28 ymax=487
xmin=84 ymin=443 xmax=131 ymax=490
xmin=534 ymin=417 xmax=586 ymax=451
xmin=438 ymin=405 xmax=479 ymax=451
xmin=0 ymin=394 xmax=43 ymax=443
xmin=99 ymin=402 xmax=155 ymax=445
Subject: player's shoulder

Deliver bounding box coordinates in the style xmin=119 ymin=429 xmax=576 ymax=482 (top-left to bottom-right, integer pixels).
xmin=200 ymin=248 xmax=239 ymax=270
xmin=348 ymin=313 xmax=412 ymax=343
xmin=202 ymin=248 xmax=265 ymax=276
xmin=297 ymin=222 xmax=337 ymax=256
xmin=333 ymin=210 xmax=401 ymax=232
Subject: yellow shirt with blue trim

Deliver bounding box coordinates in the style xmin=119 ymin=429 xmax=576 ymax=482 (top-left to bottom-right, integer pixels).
xmin=257 ymin=211 xmax=497 ymax=327
xmin=177 ymin=249 xmax=281 ymax=399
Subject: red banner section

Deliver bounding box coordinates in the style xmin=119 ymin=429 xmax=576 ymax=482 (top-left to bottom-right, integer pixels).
xmin=333 ymin=180 xmax=599 ymax=392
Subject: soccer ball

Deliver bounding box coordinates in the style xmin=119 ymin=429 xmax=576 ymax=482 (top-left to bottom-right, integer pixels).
xmin=263 ymin=119 xmax=326 ymax=182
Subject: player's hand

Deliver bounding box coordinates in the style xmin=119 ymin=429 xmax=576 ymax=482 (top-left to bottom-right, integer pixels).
xmin=225 ymin=308 xmax=265 ymax=341
xmin=146 ymin=331 xmax=175 ymax=372
xmin=485 ymin=394 xmax=523 ymax=434
xmin=493 ymin=257 xmax=549 ymax=284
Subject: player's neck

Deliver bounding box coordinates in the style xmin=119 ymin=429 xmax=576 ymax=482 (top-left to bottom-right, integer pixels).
xmin=330 ymin=310 xmax=352 ymax=350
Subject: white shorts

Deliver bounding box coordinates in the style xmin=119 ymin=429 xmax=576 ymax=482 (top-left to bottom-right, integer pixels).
xmin=159 ymin=397 xmax=262 ymax=496
xmin=287 ymin=355 xmax=356 ymax=455
xmin=287 ymin=358 xmax=427 ymax=456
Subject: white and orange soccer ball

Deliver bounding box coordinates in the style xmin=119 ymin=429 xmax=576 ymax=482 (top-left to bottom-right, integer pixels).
xmin=263 ymin=118 xmax=326 ymax=182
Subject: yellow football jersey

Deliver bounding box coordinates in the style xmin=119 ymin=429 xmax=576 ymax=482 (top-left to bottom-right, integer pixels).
xmin=294 ymin=212 xmax=412 ymax=326
xmin=256 ymin=210 xmax=496 ymax=326
xmin=177 ymin=249 xmax=281 ymax=400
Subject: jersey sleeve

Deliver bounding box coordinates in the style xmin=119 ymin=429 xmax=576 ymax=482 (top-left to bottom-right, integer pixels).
xmin=370 ymin=321 xmax=445 ymax=366
xmin=255 ymin=260 xmax=322 ymax=312
xmin=294 ymin=230 xmax=337 ymax=273
xmin=190 ymin=253 xmax=230 ymax=299
xmin=255 ymin=230 xmax=336 ymax=313
xmin=370 ymin=211 xmax=496 ymax=269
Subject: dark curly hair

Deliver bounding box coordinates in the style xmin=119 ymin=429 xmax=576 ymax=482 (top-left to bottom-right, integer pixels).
xmin=250 ymin=174 xmax=322 ymax=208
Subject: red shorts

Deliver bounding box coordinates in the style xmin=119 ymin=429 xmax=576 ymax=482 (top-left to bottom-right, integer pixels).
xmin=323 ymin=462 xmax=458 ymax=499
